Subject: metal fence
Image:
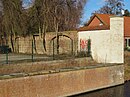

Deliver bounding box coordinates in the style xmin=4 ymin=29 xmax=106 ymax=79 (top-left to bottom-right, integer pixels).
xmin=0 ymin=38 xmax=91 ymax=65
xmin=0 ymin=43 xmax=54 ymax=65
xmin=0 ymin=41 xmax=42 ymax=64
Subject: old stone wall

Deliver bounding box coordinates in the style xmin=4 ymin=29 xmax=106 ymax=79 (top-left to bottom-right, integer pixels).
xmin=0 ymin=65 xmax=124 ymax=97
xmin=12 ymin=31 xmax=78 ymax=55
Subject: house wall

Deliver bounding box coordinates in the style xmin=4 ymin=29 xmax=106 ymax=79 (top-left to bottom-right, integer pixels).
xmin=78 ymin=17 xmax=124 ymax=63
xmin=88 ymin=17 xmax=102 ymax=27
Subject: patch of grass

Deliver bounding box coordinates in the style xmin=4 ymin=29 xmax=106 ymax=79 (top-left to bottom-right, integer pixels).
xmin=1 ymin=51 xmax=130 ymax=80
xmin=124 ymin=51 xmax=130 ymax=81
xmin=125 ymin=66 xmax=130 ymax=81
xmin=0 ymin=57 xmax=96 ymax=76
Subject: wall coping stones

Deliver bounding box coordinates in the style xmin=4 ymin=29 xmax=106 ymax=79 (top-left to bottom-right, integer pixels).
xmin=0 ymin=63 xmax=123 ymax=80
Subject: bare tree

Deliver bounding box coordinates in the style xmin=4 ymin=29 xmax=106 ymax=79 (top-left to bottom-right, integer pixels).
xmin=2 ymin=0 xmax=23 ymax=52
xmin=31 ymin=0 xmax=53 ymax=52
xmin=94 ymin=0 xmax=124 ymax=15
xmin=31 ymin=0 xmax=87 ymax=54
xmin=50 ymin=0 xmax=87 ymax=54
xmin=123 ymin=9 xmax=130 ymax=16
xmin=2 ymin=0 xmax=87 ymax=53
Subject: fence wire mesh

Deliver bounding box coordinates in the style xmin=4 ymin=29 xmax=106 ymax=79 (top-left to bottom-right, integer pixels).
xmin=0 ymin=35 xmax=91 ymax=65
xmin=0 ymin=44 xmax=68 ymax=65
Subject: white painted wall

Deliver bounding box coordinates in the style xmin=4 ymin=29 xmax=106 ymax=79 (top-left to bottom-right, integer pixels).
xmin=78 ymin=17 xmax=124 ymax=63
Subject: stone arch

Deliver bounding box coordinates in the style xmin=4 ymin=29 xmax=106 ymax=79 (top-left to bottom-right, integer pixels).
xmin=50 ymin=34 xmax=73 ymax=56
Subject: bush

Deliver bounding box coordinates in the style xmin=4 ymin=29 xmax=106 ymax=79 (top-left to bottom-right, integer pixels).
xmin=0 ymin=45 xmax=11 ymax=54
xmin=125 ymin=47 xmax=130 ymax=52
xmin=87 ymin=39 xmax=91 ymax=57
xmin=77 ymin=51 xmax=87 ymax=57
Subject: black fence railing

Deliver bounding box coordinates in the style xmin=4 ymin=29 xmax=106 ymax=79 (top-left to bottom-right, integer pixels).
xmin=0 ymin=39 xmax=91 ymax=65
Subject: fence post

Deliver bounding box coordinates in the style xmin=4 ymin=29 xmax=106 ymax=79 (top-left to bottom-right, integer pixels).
xmin=32 ymin=39 xmax=34 ymax=62
xmin=71 ymin=40 xmax=73 ymax=55
xmin=53 ymin=40 xmax=55 ymax=60
xmin=6 ymin=47 xmax=8 ymax=64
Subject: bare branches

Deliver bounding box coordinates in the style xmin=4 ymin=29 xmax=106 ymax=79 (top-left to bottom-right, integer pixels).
xmin=2 ymin=0 xmax=23 ymax=35
xmin=1 ymin=0 xmax=87 ymax=52
xmin=93 ymin=0 xmax=124 ymax=15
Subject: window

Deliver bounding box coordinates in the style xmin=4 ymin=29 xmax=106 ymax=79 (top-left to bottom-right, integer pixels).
xmin=129 ymin=39 xmax=130 ymax=47
xmin=126 ymin=38 xmax=130 ymax=47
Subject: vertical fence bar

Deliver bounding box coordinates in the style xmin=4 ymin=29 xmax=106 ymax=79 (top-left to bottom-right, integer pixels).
xmin=32 ymin=39 xmax=34 ymax=62
xmin=53 ymin=40 xmax=54 ymax=60
xmin=71 ymin=40 xmax=73 ymax=55
xmin=6 ymin=47 xmax=8 ymax=64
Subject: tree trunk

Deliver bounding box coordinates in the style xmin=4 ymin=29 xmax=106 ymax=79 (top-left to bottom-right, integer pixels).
xmin=13 ymin=31 xmax=17 ymax=52
xmin=10 ymin=31 xmax=14 ymax=52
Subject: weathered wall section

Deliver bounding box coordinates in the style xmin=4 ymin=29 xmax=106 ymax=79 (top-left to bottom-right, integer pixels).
xmin=0 ymin=65 xmax=124 ymax=97
xmin=11 ymin=31 xmax=78 ymax=55
xmin=78 ymin=17 xmax=124 ymax=63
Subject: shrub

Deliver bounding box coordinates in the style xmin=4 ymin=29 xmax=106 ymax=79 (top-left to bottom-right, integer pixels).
xmin=87 ymin=39 xmax=91 ymax=57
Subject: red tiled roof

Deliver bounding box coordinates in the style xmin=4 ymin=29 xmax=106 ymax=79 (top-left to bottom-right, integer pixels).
xmin=124 ymin=17 xmax=130 ymax=37
xmin=96 ymin=14 xmax=113 ymax=25
xmin=86 ymin=14 xmax=113 ymax=26
xmin=79 ymin=14 xmax=130 ymax=37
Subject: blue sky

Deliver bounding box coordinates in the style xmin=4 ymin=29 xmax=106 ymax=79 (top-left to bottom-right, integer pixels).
xmin=81 ymin=0 xmax=130 ymax=24
xmin=23 ymin=0 xmax=130 ymax=24
xmin=22 ymin=0 xmax=33 ymax=8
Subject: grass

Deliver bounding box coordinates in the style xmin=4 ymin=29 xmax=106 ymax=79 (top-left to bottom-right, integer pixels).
xmin=124 ymin=51 xmax=130 ymax=81
xmin=0 ymin=51 xmax=130 ymax=81
xmin=0 ymin=56 xmax=99 ymax=80
xmin=0 ymin=57 xmax=96 ymax=76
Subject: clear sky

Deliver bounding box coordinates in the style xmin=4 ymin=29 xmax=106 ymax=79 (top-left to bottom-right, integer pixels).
xmin=23 ymin=0 xmax=130 ymax=25
xmin=23 ymin=0 xmax=33 ymax=8
xmin=81 ymin=0 xmax=130 ymax=24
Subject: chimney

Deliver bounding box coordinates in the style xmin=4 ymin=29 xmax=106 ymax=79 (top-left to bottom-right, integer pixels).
xmin=109 ymin=16 xmax=124 ymax=63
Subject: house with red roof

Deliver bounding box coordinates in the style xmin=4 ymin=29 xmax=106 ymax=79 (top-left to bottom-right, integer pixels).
xmin=78 ymin=15 xmax=125 ymax=63
xmin=79 ymin=14 xmax=130 ymax=49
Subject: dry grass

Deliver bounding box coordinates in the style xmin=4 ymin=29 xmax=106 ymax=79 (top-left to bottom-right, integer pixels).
xmin=0 ymin=57 xmax=96 ymax=75
xmin=0 ymin=51 xmax=130 ymax=81
xmin=124 ymin=51 xmax=130 ymax=81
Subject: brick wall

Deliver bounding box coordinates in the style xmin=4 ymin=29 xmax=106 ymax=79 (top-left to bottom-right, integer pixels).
xmin=10 ymin=31 xmax=78 ymax=55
